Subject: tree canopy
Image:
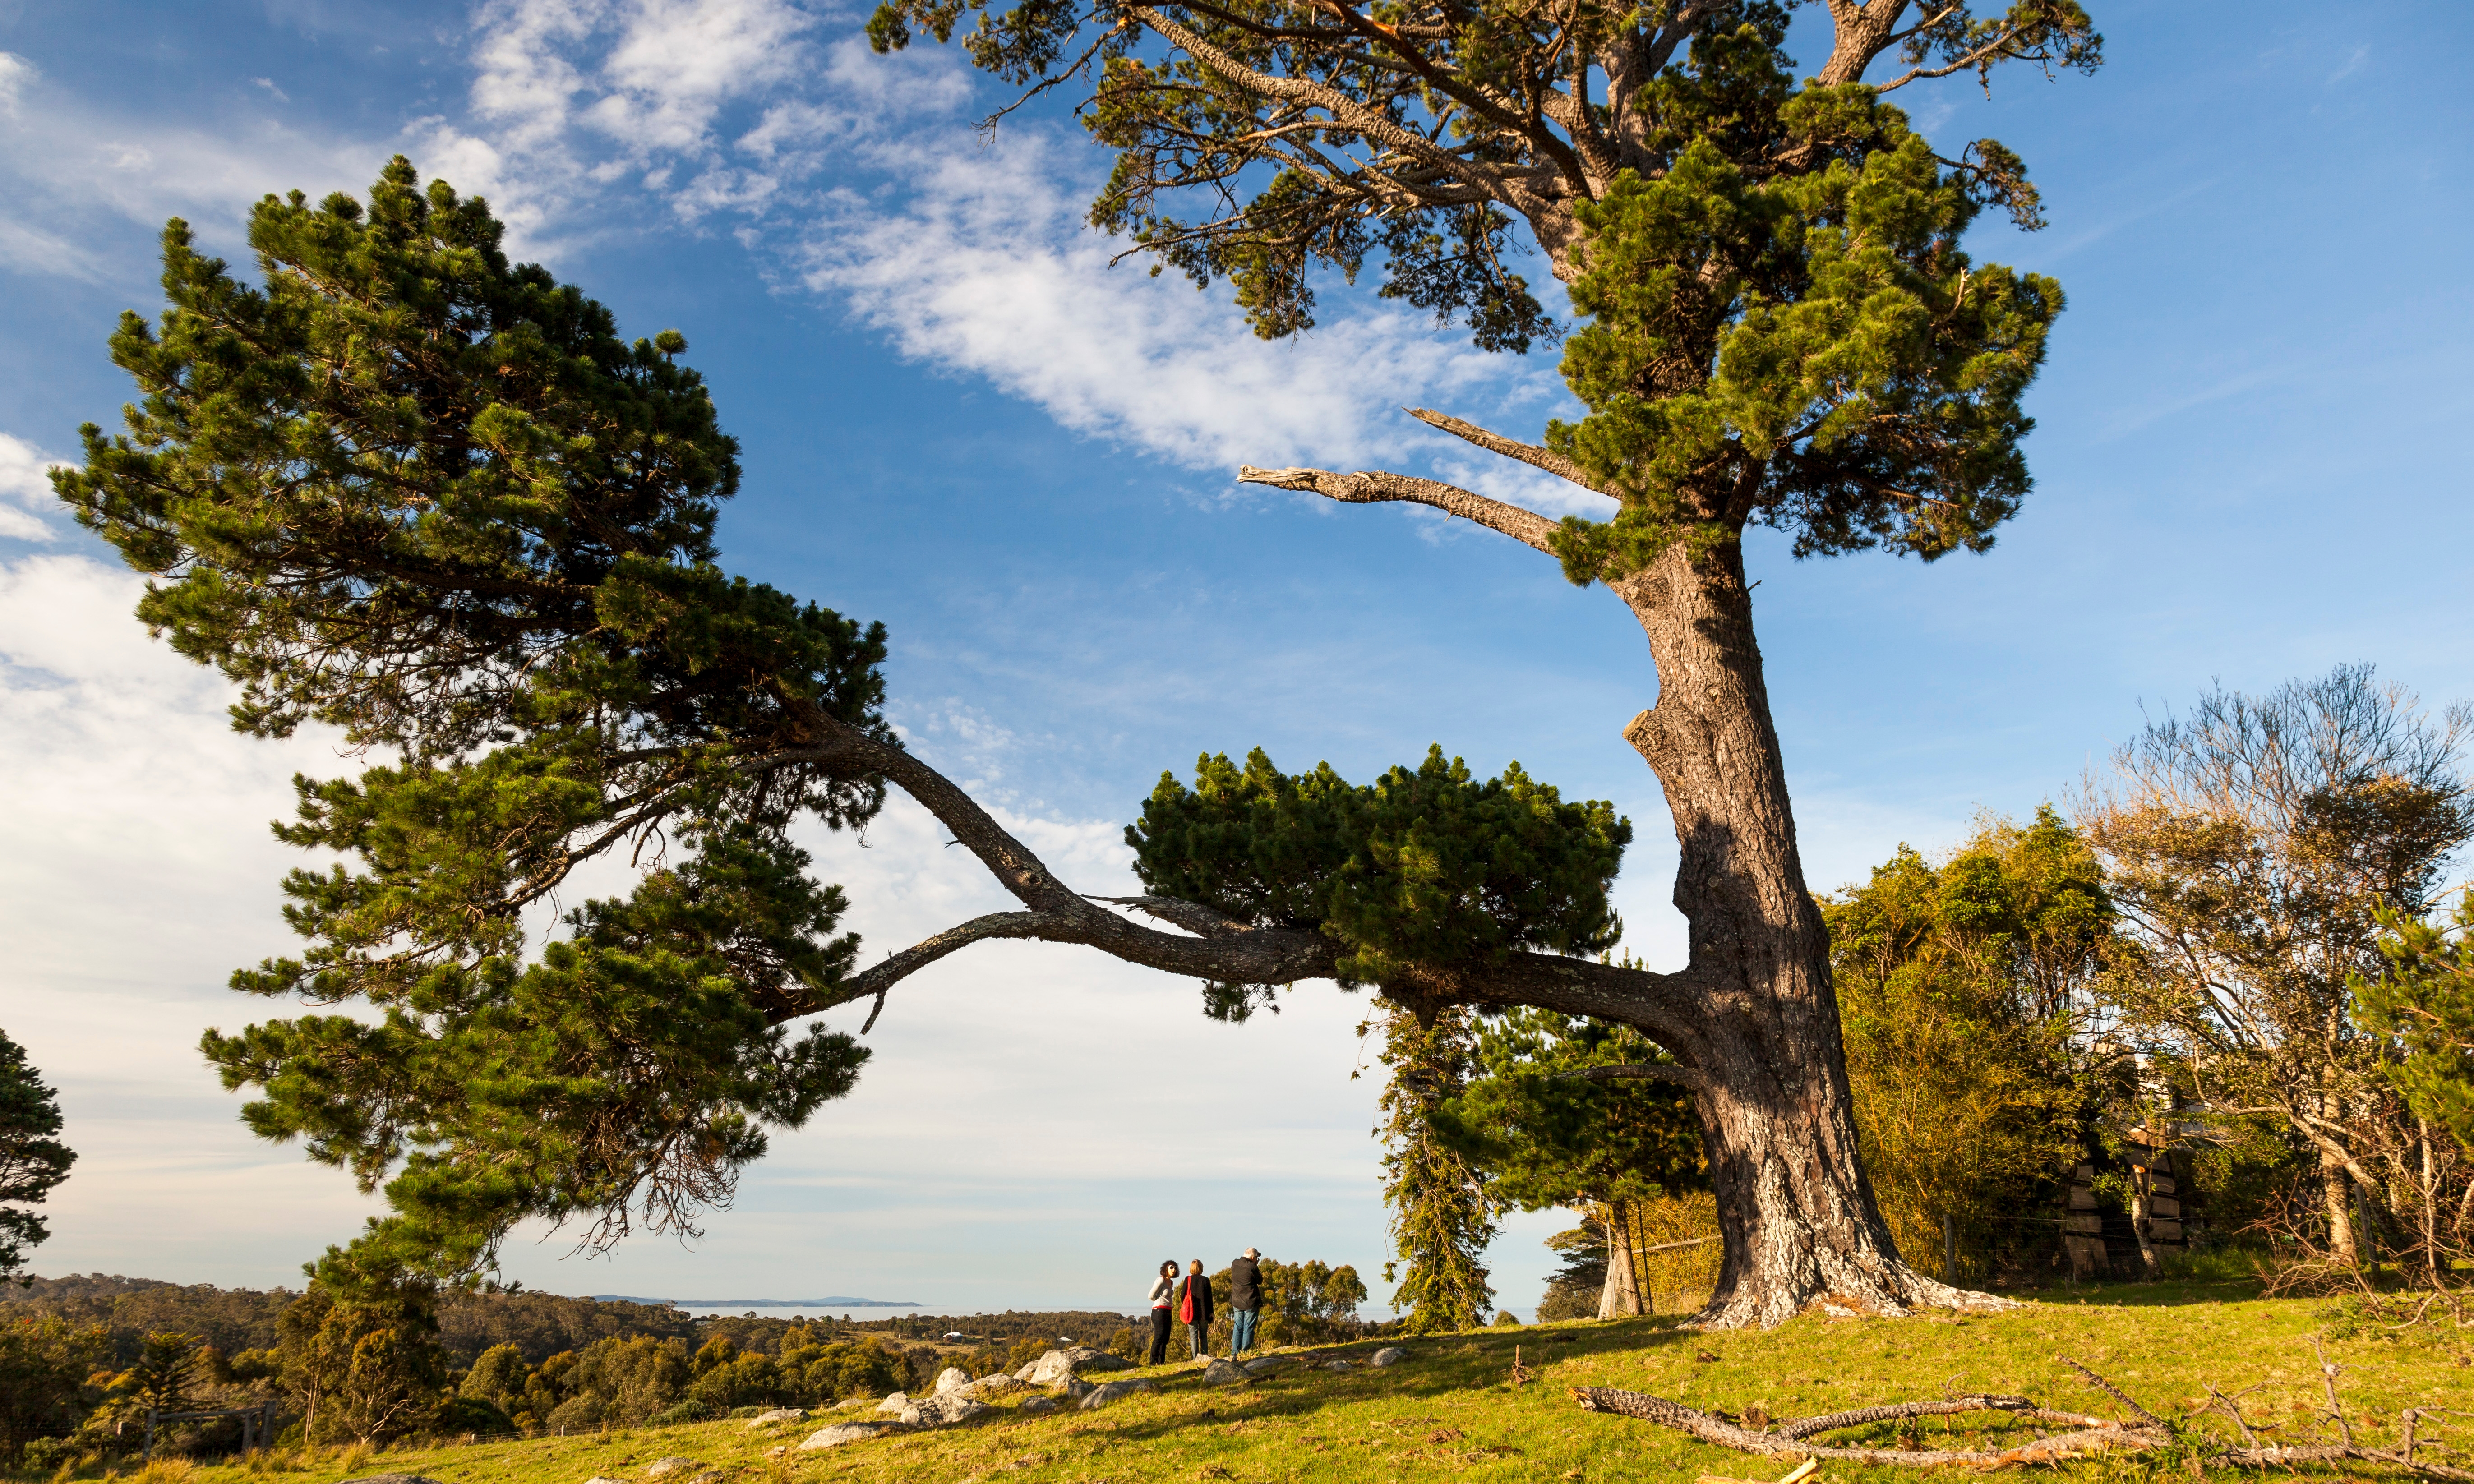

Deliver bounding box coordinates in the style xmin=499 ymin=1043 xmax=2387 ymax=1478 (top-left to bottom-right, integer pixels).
xmin=0 ymin=1027 xmax=75 ymax=1282
xmin=58 ymin=159 xmax=1666 ymax=1286
xmin=56 ymin=161 xmax=887 ymax=1282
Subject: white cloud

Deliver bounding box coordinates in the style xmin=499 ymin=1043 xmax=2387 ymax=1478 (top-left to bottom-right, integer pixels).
xmin=0 ymin=433 xmax=66 ymax=542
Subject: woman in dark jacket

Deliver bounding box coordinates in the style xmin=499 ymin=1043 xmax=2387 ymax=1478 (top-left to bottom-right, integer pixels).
xmin=1146 ymin=1258 xmax=1177 ymax=1365
xmin=1176 ymin=1258 xmax=1214 ymax=1360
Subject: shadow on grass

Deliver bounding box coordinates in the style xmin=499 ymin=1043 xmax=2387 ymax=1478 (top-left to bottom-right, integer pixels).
xmin=1012 ymin=1318 xmax=1703 ymax=1447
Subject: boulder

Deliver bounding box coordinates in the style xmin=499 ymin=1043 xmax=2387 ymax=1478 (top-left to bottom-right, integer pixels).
xmin=899 ymin=1393 xmax=991 ymax=1428
xmin=746 ymin=1408 xmax=808 ymax=1427
xmin=1238 ymin=1355 xmax=1290 ymax=1377
xmin=1077 ymin=1378 xmax=1160 ymax=1411
xmin=831 ymin=1397 xmax=871 ymax=1411
xmin=1322 ymin=1360 xmax=1354 ymax=1373
xmin=935 ymin=1365 xmax=971 ymax=1394
xmin=1200 ymin=1357 xmax=1248 ymax=1387
xmin=798 ymin=1422 xmax=904 ymax=1450
xmin=1014 ymin=1360 xmax=1039 ymax=1382
xmin=958 ymin=1373 xmax=1025 ymax=1398
xmin=643 ymin=1459 xmax=700 ymax=1478
xmin=1370 ymin=1347 xmax=1409 ymax=1368
xmin=873 ymin=1392 xmax=909 ymax=1415
xmin=1023 ymin=1346 xmax=1131 ymax=1386
xmin=1019 ymin=1395 xmax=1059 ymax=1415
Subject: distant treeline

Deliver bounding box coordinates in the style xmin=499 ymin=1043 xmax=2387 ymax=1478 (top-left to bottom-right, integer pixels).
xmin=0 ymin=1276 xmax=1132 ymax=1368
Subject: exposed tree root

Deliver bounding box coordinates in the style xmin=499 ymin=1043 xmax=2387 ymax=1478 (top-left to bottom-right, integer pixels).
xmin=1571 ymin=1344 xmax=2474 ymax=1477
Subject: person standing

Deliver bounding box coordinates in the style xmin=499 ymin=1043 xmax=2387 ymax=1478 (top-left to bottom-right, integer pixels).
xmin=1146 ymin=1259 xmax=1177 ymax=1365
xmin=1226 ymin=1247 xmax=1263 ymax=1358
xmin=1177 ymin=1258 xmax=1214 ymax=1360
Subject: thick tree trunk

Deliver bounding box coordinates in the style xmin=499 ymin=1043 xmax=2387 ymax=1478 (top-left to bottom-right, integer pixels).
xmin=2319 ymin=1146 xmax=2359 ymax=1267
xmin=1597 ymin=1203 xmax=1644 ymax=1318
xmin=1609 ymin=538 xmax=1998 ymax=1328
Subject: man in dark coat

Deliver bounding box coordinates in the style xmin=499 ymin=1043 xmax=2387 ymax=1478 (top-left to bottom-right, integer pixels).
xmin=1227 ymin=1247 xmax=1263 ymax=1358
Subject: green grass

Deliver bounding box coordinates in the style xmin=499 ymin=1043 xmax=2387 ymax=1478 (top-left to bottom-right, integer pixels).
xmin=61 ymin=1281 xmax=2474 ymax=1484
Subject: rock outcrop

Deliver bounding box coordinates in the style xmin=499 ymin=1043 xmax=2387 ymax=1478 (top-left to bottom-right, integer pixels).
xmin=642 ymin=1458 xmax=700 ymax=1477
xmin=1076 ymin=1378 xmax=1160 ymax=1411
xmin=1238 ymin=1355 xmax=1291 ymax=1376
xmin=1370 ymin=1347 xmax=1408 ymax=1367
xmin=934 ymin=1366 xmax=970 ymax=1394
xmin=873 ymin=1392 xmax=909 ymax=1415
xmin=1200 ymin=1357 xmax=1248 ymax=1387
xmin=798 ymin=1422 xmax=905 ymax=1450
xmin=746 ymin=1408 xmax=807 ymax=1427
xmin=898 ymin=1393 xmax=990 ymax=1428
xmin=1022 ymin=1346 xmax=1131 ymax=1385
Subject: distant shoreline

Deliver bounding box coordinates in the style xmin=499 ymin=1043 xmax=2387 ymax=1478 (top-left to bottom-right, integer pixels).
xmin=591 ymin=1295 xmax=920 ymax=1308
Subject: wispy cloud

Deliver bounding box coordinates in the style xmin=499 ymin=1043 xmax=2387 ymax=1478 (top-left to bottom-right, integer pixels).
xmin=2328 ymin=44 xmax=2370 ymax=85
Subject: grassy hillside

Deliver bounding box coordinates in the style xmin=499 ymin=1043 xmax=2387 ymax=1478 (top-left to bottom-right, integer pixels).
xmin=58 ymin=1278 xmax=2473 ymax=1484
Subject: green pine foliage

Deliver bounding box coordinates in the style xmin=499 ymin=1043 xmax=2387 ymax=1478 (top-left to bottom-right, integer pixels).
xmin=54 ymin=159 xmax=889 ymax=1284
xmin=1127 ymin=747 xmax=1629 ymax=1017
xmin=2358 ymin=891 xmax=2474 ymax=1151
xmin=0 ymin=1028 xmax=74 ymax=1281
xmin=1435 ymin=1009 xmax=1704 ymax=1215
xmin=1375 ymin=1005 xmax=1495 ymax=1334
xmin=1544 ymin=38 xmax=2063 ymax=583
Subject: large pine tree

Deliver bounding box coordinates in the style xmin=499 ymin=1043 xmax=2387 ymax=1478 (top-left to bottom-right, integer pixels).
xmin=868 ymin=0 xmax=2099 ymax=1323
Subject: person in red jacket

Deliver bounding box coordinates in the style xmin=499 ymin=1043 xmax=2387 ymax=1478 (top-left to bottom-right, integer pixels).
xmin=1176 ymin=1258 xmax=1214 ymax=1360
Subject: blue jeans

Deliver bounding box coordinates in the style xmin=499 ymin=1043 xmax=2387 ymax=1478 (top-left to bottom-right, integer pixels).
xmin=1229 ymin=1308 xmax=1258 ymax=1356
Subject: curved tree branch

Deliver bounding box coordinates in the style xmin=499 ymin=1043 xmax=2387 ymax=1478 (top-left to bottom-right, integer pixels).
xmin=1236 ymin=464 xmax=1561 ymax=555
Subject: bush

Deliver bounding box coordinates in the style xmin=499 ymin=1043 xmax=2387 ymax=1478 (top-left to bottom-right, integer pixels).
xmin=1491 ymin=1311 xmax=1523 ymax=1327
xmin=645 ymin=1401 xmax=710 ymax=1427
xmin=434 ymin=1395 xmax=513 ymax=1436
xmin=20 ymin=1438 xmax=82 ymax=1474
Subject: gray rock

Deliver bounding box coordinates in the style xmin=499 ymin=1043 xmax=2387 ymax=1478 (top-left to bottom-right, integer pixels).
xmin=1018 ymin=1396 xmax=1058 ymax=1415
xmin=1077 ymin=1378 xmax=1160 ymax=1411
xmin=643 ymin=1459 xmax=701 ymax=1478
xmin=1014 ymin=1360 xmax=1040 ymax=1382
xmin=899 ymin=1393 xmax=991 ymax=1428
xmin=873 ymin=1391 xmax=909 ymax=1414
xmin=1023 ymin=1346 xmax=1131 ymax=1386
xmin=1370 ymin=1346 xmax=1409 ymax=1368
xmin=746 ymin=1408 xmax=808 ymax=1427
xmin=1238 ymin=1355 xmax=1291 ymax=1376
xmin=1200 ymin=1357 xmax=1248 ymax=1387
xmin=831 ymin=1397 xmax=871 ymax=1411
xmin=798 ymin=1422 xmax=904 ymax=1450
xmin=958 ymin=1373 xmax=1025 ymax=1398
xmin=934 ymin=1365 xmax=971 ymax=1394
xmin=337 ymin=1476 xmax=449 ymax=1484
xmin=1323 ymin=1360 xmax=1354 ymax=1373
xmin=1053 ymin=1376 xmax=1095 ymax=1401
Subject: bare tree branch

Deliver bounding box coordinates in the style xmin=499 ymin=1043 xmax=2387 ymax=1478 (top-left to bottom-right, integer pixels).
xmin=1406 ymin=407 xmax=1606 ymax=493
xmin=1236 ymin=464 xmax=1562 ymax=555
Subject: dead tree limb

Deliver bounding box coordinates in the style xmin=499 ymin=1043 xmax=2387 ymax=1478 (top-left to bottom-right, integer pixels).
xmin=1572 ymin=1348 xmax=2474 ymax=1477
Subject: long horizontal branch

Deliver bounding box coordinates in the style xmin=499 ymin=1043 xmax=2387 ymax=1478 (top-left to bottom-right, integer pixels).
xmin=1236 ymin=464 xmax=1561 ymax=555
xmin=772 ymin=705 xmax=1712 ymax=1037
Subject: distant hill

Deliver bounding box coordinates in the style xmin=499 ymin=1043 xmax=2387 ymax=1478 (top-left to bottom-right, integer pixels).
xmin=4 ymin=1275 xmax=1135 ymax=1367
xmin=591 ymin=1295 xmax=919 ymax=1308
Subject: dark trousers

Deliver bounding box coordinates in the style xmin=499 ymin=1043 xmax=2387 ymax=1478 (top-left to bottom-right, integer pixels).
xmin=1147 ymin=1306 xmax=1171 ymax=1364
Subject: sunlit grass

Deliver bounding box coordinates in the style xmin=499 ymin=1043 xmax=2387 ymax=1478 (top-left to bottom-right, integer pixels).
xmin=34 ymin=1279 xmax=2473 ymax=1484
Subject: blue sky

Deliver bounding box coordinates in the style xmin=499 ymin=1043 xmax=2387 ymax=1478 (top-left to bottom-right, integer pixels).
xmin=0 ymin=0 xmax=2468 ymax=1318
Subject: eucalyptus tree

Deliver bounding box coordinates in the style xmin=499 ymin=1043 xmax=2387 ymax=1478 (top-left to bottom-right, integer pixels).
xmin=867 ymin=0 xmax=2100 ymax=1321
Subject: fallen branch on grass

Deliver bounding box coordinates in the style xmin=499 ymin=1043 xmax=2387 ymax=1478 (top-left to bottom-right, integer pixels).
xmin=1571 ymin=1343 xmax=2474 ymax=1477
